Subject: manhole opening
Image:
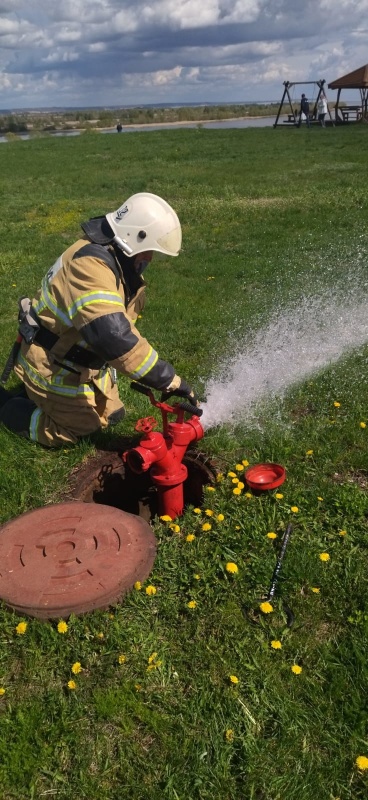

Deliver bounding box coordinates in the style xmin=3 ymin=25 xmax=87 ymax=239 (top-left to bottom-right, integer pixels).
xmin=70 ymin=449 xmax=217 ymax=523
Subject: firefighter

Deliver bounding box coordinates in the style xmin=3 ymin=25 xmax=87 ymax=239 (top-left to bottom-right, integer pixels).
xmin=0 ymin=192 xmax=199 ymax=446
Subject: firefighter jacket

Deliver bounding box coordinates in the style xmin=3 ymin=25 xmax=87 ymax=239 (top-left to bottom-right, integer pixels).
xmin=14 ymin=237 xmax=177 ymax=402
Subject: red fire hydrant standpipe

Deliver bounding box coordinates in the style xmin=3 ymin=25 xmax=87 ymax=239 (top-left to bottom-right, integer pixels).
xmin=123 ymin=383 xmax=204 ymax=520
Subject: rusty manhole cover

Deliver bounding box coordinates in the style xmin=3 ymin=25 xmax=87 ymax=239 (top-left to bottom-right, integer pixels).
xmin=0 ymin=502 xmax=156 ymax=619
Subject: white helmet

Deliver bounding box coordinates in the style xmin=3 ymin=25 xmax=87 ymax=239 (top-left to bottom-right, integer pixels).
xmin=105 ymin=192 xmax=182 ymax=258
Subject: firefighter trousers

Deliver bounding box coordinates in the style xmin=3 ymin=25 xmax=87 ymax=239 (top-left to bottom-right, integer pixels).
xmin=22 ymin=376 xmax=125 ymax=447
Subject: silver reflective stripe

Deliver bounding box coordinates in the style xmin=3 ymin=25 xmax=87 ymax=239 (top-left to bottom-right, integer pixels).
xmin=41 ymin=276 xmax=72 ymax=327
xmin=130 ymin=346 xmax=158 ymax=379
xmin=29 ymin=407 xmax=42 ymax=442
xmin=45 ymin=256 xmax=63 ymax=284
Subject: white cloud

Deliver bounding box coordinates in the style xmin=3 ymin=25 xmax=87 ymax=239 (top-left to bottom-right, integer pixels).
xmin=0 ymin=0 xmax=367 ymax=107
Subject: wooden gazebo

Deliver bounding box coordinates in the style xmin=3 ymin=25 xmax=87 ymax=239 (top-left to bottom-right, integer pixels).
xmin=328 ymin=64 xmax=368 ymax=123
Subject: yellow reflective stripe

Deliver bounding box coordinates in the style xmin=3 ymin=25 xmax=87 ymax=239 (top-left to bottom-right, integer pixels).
xmin=130 ymin=347 xmax=158 ymax=380
xmin=92 ymin=367 xmax=110 ymax=394
xmin=67 ymin=291 xmax=124 ymax=320
xmin=41 ymin=278 xmax=72 ymax=326
xmin=77 ymin=383 xmax=95 ymax=396
xmin=18 ymin=353 xmax=94 ymax=398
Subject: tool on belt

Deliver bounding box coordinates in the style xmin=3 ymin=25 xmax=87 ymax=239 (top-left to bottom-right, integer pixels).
xmin=1 ymin=297 xmax=105 ymax=385
xmin=0 ymin=298 xmax=40 ymax=385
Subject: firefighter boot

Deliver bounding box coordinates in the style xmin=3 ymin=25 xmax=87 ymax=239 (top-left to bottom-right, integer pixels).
xmin=0 ymin=397 xmax=37 ymax=438
xmin=0 ymin=387 xmax=12 ymax=408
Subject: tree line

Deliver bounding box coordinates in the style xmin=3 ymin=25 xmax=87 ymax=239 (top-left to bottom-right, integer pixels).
xmin=0 ymin=103 xmax=283 ymax=134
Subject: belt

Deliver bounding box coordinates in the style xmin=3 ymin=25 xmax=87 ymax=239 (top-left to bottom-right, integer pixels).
xmin=34 ymin=325 xmax=105 ymax=370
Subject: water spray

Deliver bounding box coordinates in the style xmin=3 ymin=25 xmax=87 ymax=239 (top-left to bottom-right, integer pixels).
xmin=200 ymin=291 xmax=368 ymax=430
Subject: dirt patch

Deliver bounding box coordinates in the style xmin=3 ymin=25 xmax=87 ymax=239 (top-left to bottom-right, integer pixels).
xmin=332 ymin=470 xmax=368 ymax=490
xmin=65 ymin=444 xmax=218 ymax=522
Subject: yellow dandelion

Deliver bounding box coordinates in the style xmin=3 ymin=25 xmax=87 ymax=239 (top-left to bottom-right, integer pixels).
xmin=290 ymin=506 xmax=299 ymax=513
xmin=233 ymin=487 xmax=241 ymax=496
xmin=57 ymin=621 xmax=68 ymax=634
xmin=317 ymin=496 xmax=324 ymax=502
xmin=267 ymin=532 xmax=277 ymax=539
xmin=229 ymin=674 xmax=239 ymax=684
xmin=160 ymin=515 xmax=172 ymax=522
xmin=15 ymin=622 xmax=27 ymax=635
xmin=259 ymin=601 xmax=273 ymax=614
xmin=134 ymin=581 xmax=142 ymax=590
xmin=147 ymin=662 xmax=162 ymax=672
xmin=71 ymin=662 xmax=82 ymax=674
xmin=0 ymin=688 xmax=5 ymax=696
xmin=193 ymin=507 xmax=201 ymax=514
xmin=271 ymin=640 xmax=282 ymax=650
xmin=194 ymin=574 xmax=201 ymax=580
xmin=187 ymin=600 xmax=197 ymax=609
xmin=145 ymin=585 xmax=157 ymax=595
xmin=108 ymin=613 xmax=114 ymax=619
xmin=226 ymin=562 xmax=238 ymax=574
xmin=242 ymin=459 xmax=249 ymax=467
xmin=148 ymin=652 xmax=158 ymax=664
xmin=291 ymin=665 xmax=302 ymax=675
xmin=232 ymin=477 xmax=239 ymax=484
xmin=135 ymin=684 xmax=142 ymax=692
xmin=311 ymin=587 xmax=320 ymax=593
xmin=275 ymin=492 xmax=284 ymax=499
xmin=237 ymin=482 xmax=245 ymax=490
xmin=306 ymin=449 xmax=313 ymax=456
xmin=235 ymin=464 xmax=243 ymax=471
xmin=97 ymin=632 xmax=104 ymax=639
xmin=67 ymin=680 xmax=76 ymax=690
xmin=169 ymin=523 xmax=180 ymax=533
xmin=245 ymin=492 xmax=253 ymax=498
xmin=339 ymin=530 xmax=347 ymax=536
xmin=225 ymin=728 xmax=234 ymax=742
xmin=205 ymin=509 xmax=214 ymax=516
xmin=235 ymin=525 xmax=241 ymax=530
xmin=206 ymin=486 xmax=215 ymax=492
xmin=333 ymin=401 xmax=340 ymax=408
xmin=217 ymin=513 xmax=224 ymax=521
xmin=356 ymin=756 xmax=368 ymax=771
xmin=202 ymin=522 xmax=212 ymax=531
xmin=319 ymin=552 xmax=330 ymax=562
xmin=118 ymin=654 xmax=126 ymax=664
xmin=228 ymin=471 xmax=236 ymax=478
xmin=360 ymin=421 xmax=366 ymax=429
xmin=186 ymin=533 xmax=196 ymax=542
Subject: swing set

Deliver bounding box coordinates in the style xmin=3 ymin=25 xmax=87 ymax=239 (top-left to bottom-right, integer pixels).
xmin=273 ymin=79 xmax=334 ymax=127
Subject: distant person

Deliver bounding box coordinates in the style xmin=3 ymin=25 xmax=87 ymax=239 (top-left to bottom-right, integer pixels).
xmin=317 ymin=93 xmax=328 ymax=127
xmin=116 ymin=123 xmax=123 ymax=133
xmin=298 ymin=94 xmax=310 ymax=128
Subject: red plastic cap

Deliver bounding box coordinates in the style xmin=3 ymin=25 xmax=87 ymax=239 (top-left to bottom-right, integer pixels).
xmin=244 ymin=463 xmax=286 ymax=491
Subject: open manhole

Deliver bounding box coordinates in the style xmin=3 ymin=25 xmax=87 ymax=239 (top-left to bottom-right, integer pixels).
xmin=0 ymin=502 xmax=156 ymax=619
xmin=69 ymin=448 xmax=217 ymax=522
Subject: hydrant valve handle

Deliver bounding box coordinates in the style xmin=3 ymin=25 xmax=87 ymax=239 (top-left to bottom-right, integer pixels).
xmin=178 ymin=402 xmax=203 ymax=417
xmin=135 ymin=416 xmax=158 ymax=433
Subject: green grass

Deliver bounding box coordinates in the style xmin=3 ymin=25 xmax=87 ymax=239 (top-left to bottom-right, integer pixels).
xmin=0 ymin=125 xmax=368 ymax=799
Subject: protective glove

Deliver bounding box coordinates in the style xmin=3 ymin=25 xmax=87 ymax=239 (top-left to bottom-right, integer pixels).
xmin=161 ymin=377 xmax=200 ymax=407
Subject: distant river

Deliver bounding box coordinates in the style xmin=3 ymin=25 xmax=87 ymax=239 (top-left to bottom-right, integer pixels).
xmin=0 ymin=116 xmax=277 ymax=143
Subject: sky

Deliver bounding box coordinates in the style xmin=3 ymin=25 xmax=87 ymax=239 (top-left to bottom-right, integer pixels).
xmin=0 ymin=0 xmax=367 ymax=110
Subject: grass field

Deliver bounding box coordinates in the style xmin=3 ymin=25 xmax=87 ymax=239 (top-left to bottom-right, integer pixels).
xmin=0 ymin=124 xmax=368 ymax=800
